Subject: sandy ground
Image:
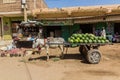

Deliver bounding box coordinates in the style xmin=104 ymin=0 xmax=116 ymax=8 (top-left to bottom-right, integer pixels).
xmin=0 ymin=43 xmax=120 ymax=80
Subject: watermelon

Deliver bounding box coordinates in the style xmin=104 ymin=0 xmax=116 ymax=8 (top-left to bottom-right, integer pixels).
xmin=93 ymin=40 xmax=97 ymax=43
xmin=97 ymin=40 xmax=101 ymax=43
xmin=105 ymin=40 xmax=109 ymax=43
xmin=72 ymin=34 xmax=77 ymax=38
xmin=84 ymin=40 xmax=88 ymax=43
xmin=98 ymin=37 xmax=103 ymax=40
xmin=71 ymin=43 xmax=78 ymax=47
xmin=75 ymin=39 xmax=79 ymax=43
xmin=68 ymin=33 xmax=110 ymax=44
xmin=82 ymin=37 xmax=85 ymax=40
xmin=88 ymin=40 xmax=93 ymax=43
xmin=70 ymin=36 xmax=75 ymax=39
xmin=89 ymin=34 xmax=95 ymax=37
xmin=101 ymin=40 xmax=105 ymax=43
xmin=68 ymin=39 xmax=74 ymax=43
xmin=79 ymin=40 xmax=83 ymax=43
xmin=86 ymin=37 xmax=89 ymax=40
xmin=78 ymin=34 xmax=82 ymax=38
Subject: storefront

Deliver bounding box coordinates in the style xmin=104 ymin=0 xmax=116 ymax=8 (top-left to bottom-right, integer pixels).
xmin=39 ymin=20 xmax=115 ymax=41
xmin=114 ymin=23 xmax=120 ymax=34
xmin=41 ymin=20 xmax=73 ymax=41
xmin=33 ymin=5 xmax=120 ymax=42
xmin=79 ymin=24 xmax=93 ymax=33
xmin=20 ymin=22 xmax=41 ymax=37
xmin=2 ymin=16 xmax=36 ymax=39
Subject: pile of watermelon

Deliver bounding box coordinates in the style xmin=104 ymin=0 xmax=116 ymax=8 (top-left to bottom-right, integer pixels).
xmin=68 ymin=33 xmax=109 ymax=43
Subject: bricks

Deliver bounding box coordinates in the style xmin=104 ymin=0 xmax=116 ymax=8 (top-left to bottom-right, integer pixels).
xmin=0 ymin=0 xmax=47 ymax=13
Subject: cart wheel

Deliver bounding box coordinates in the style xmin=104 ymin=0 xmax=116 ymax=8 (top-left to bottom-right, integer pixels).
xmin=79 ymin=46 xmax=83 ymax=54
xmin=79 ymin=45 xmax=90 ymax=57
xmin=87 ymin=49 xmax=101 ymax=64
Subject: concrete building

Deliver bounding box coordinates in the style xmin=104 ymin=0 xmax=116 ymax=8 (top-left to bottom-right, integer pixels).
xmin=33 ymin=4 xmax=120 ymax=41
xmin=0 ymin=0 xmax=47 ymax=39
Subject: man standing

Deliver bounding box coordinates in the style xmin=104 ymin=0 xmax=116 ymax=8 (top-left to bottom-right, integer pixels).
xmin=38 ymin=27 xmax=43 ymax=38
xmin=101 ymin=27 xmax=106 ymax=38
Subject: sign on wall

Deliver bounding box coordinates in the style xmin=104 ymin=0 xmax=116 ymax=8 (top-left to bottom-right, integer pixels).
xmin=41 ymin=20 xmax=73 ymax=26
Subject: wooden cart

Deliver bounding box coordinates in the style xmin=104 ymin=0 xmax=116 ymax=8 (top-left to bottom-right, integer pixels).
xmin=46 ymin=42 xmax=111 ymax=64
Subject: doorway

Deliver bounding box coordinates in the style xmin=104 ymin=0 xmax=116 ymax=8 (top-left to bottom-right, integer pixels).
xmin=114 ymin=23 xmax=120 ymax=34
xmin=46 ymin=26 xmax=62 ymax=37
xmin=80 ymin=24 xmax=93 ymax=34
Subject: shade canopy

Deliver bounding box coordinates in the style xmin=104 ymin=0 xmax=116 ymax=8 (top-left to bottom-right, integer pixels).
xmin=32 ymin=4 xmax=120 ymax=20
xmin=20 ymin=20 xmax=43 ymax=27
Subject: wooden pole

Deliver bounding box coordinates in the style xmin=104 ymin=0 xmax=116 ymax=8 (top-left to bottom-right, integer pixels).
xmin=1 ymin=17 xmax=3 ymax=40
xmin=24 ymin=4 xmax=27 ymax=22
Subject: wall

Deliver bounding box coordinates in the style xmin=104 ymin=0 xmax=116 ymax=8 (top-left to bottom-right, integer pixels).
xmin=96 ymin=22 xmax=114 ymax=35
xmin=10 ymin=17 xmax=24 ymax=21
xmin=0 ymin=0 xmax=47 ymax=12
xmin=71 ymin=24 xmax=80 ymax=34
xmin=106 ymin=22 xmax=114 ymax=35
xmin=0 ymin=1 xmax=21 ymax=12
xmin=96 ymin=22 xmax=107 ymax=30
xmin=62 ymin=26 xmax=70 ymax=41
xmin=62 ymin=24 xmax=80 ymax=41
xmin=3 ymin=17 xmax=11 ymax=35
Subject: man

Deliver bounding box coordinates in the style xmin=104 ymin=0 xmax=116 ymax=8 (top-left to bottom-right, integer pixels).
xmin=101 ymin=27 xmax=106 ymax=38
xmin=38 ymin=28 xmax=43 ymax=38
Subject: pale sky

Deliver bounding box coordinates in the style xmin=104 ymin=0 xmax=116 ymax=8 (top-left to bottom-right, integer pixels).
xmin=45 ymin=0 xmax=120 ymax=8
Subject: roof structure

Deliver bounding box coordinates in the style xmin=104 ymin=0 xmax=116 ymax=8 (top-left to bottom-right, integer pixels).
xmin=32 ymin=4 xmax=120 ymax=20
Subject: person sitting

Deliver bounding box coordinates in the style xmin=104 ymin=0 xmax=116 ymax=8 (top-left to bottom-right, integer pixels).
xmin=27 ymin=34 xmax=34 ymax=41
xmin=112 ymin=32 xmax=119 ymax=43
xmin=107 ymin=33 xmax=113 ymax=42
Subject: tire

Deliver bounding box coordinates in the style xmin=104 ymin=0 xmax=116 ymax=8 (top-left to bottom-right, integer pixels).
xmin=79 ymin=46 xmax=85 ymax=56
xmin=79 ymin=45 xmax=90 ymax=57
xmin=79 ymin=46 xmax=83 ymax=54
xmin=87 ymin=49 xmax=101 ymax=64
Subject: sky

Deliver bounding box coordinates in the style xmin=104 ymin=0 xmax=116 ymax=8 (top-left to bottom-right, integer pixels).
xmin=45 ymin=0 xmax=120 ymax=8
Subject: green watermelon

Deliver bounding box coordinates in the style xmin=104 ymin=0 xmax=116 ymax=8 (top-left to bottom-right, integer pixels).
xmin=79 ymin=40 xmax=83 ymax=43
xmin=84 ymin=40 xmax=88 ymax=43
xmin=78 ymin=34 xmax=82 ymax=38
xmin=86 ymin=37 xmax=89 ymax=40
xmin=97 ymin=40 xmax=101 ymax=43
xmin=75 ymin=39 xmax=79 ymax=43
xmin=72 ymin=34 xmax=77 ymax=38
xmin=101 ymin=40 xmax=105 ymax=43
xmin=88 ymin=40 xmax=93 ymax=43
xmin=105 ymin=40 xmax=109 ymax=43
xmin=93 ymin=40 xmax=97 ymax=43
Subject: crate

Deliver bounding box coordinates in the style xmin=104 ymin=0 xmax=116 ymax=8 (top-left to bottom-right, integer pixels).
xmin=15 ymin=41 xmax=33 ymax=48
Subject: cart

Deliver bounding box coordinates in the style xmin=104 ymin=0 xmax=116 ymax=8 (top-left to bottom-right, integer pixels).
xmin=15 ymin=41 xmax=33 ymax=48
xmin=45 ymin=42 xmax=111 ymax=64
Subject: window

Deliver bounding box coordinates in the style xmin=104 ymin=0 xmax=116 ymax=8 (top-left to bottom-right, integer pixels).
xmin=3 ymin=0 xmax=16 ymax=3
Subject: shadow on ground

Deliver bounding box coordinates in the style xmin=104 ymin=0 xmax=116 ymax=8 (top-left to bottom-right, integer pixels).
xmin=28 ymin=53 xmax=88 ymax=63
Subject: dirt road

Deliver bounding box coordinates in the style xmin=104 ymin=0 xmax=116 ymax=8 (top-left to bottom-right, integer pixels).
xmin=0 ymin=44 xmax=120 ymax=80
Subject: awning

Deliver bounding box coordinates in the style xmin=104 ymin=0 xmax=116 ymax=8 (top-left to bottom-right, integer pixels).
xmin=41 ymin=20 xmax=73 ymax=26
xmin=0 ymin=11 xmax=31 ymax=17
xmin=32 ymin=4 xmax=120 ymax=20
xmin=20 ymin=20 xmax=43 ymax=27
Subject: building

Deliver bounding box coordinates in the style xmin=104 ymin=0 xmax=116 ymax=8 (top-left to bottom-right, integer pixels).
xmin=33 ymin=4 xmax=120 ymax=41
xmin=0 ymin=0 xmax=48 ymax=39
